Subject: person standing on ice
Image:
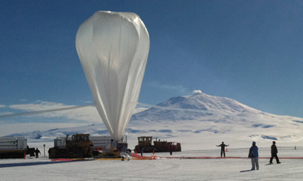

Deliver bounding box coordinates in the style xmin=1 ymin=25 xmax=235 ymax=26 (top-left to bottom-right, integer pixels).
xmin=141 ymin=147 xmax=145 ymax=156
xmin=169 ymin=143 xmax=173 ymax=155
xmin=120 ymin=146 xmax=130 ymax=161
xmin=248 ymin=141 xmax=259 ymax=170
xmin=216 ymin=141 xmax=229 ymax=157
xmin=111 ymin=139 xmax=117 ymax=149
xmin=34 ymin=148 xmax=41 ymax=158
xmin=269 ymin=141 xmax=281 ymax=164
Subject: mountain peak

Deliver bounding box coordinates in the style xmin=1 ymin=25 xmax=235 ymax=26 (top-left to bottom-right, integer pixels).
xmin=192 ymin=90 xmax=203 ymax=95
xmin=131 ymin=91 xmax=256 ymax=121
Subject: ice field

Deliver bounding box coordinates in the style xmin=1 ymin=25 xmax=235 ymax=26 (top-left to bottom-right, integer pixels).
xmin=1 ymin=147 xmax=303 ymax=181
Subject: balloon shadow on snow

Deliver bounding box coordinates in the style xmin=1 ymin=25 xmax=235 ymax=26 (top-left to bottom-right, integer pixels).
xmin=0 ymin=161 xmax=74 ymax=168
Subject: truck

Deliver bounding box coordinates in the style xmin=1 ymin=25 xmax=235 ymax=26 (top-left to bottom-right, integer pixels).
xmin=48 ymin=134 xmax=94 ymax=159
xmin=48 ymin=134 xmax=128 ymax=159
xmin=0 ymin=137 xmax=35 ymax=158
xmin=134 ymin=136 xmax=181 ymax=153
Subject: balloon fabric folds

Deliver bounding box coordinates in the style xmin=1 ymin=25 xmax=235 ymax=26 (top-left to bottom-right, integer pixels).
xmin=76 ymin=11 xmax=150 ymax=141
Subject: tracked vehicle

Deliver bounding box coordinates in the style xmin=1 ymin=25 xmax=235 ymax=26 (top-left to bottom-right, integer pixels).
xmin=48 ymin=134 xmax=93 ymax=158
xmin=49 ymin=134 xmax=129 ymax=159
xmin=134 ymin=136 xmax=181 ymax=153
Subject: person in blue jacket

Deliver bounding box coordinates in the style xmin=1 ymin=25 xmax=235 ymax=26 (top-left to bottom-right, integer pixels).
xmin=248 ymin=141 xmax=259 ymax=170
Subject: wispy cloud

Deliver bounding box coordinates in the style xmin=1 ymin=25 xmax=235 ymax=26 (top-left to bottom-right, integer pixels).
xmin=147 ymin=81 xmax=189 ymax=94
xmin=0 ymin=112 xmax=13 ymax=115
xmin=0 ymin=105 xmax=6 ymax=108
xmin=84 ymin=101 xmax=94 ymax=104
xmin=3 ymin=100 xmax=145 ymax=123
xmin=8 ymin=101 xmax=101 ymax=123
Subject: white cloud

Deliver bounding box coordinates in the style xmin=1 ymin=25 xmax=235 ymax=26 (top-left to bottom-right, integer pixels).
xmin=132 ymin=107 xmax=148 ymax=114
xmin=8 ymin=101 xmax=101 ymax=123
xmin=0 ymin=105 xmax=6 ymax=108
xmin=0 ymin=111 xmax=13 ymax=115
xmin=147 ymin=81 xmax=189 ymax=93
xmin=5 ymin=100 xmax=146 ymax=123
xmin=192 ymin=90 xmax=203 ymax=94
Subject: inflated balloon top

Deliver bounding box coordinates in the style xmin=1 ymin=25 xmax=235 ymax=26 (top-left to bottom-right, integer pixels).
xmin=76 ymin=11 xmax=150 ymax=141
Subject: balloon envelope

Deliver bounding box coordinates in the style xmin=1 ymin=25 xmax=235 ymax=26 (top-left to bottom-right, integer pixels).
xmin=76 ymin=11 xmax=150 ymax=141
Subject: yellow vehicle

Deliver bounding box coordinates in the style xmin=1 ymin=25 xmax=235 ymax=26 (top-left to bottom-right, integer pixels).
xmin=48 ymin=134 xmax=93 ymax=158
xmin=134 ymin=136 xmax=181 ymax=153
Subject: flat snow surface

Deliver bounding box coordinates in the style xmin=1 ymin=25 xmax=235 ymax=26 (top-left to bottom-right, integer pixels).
xmin=1 ymin=147 xmax=303 ymax=181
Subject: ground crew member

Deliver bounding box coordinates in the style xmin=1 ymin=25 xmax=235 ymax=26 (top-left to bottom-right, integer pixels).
xmin=216 ymin=141 xmax=229 ymax=157
xmin=34 ymin=148 xmax=41 ymax=158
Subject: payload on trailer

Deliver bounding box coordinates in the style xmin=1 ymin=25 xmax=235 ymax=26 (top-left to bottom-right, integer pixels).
xmin=0 ymin=137 xmax=35 ymax=158
xmin=90 ymin=135 xmax=127 ymax=150
xmin=91 ymin=135 xmax=129 ymax=158
xmin=134 ymin=136 xmax=181 ymax=153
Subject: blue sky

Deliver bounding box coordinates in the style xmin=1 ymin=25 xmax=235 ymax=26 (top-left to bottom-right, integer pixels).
xmin=1 ymin=0 xmax=303 ymax=124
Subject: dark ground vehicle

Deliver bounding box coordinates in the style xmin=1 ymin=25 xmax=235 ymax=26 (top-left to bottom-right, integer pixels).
xmin=0 ymin=149 xmax=34 ymax=158
xmin=0 ymin=137 xmax=35 ymax=159
xmin=48 ymin=134 xmax=93 ymax=159
xmin=0 ymin=147 xmax=35 ymax=159
xmin=134 ymin=136 xmax=181 ymax=153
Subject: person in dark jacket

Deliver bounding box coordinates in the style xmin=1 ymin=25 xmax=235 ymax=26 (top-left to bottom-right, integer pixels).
xmin=34 ymin=148 xmax=41 ymax=158
xmin=216 ymin=142 xmax=229 ymax=157
xmin=169 ymin=143 xmax=173 ymax=155
xmin=269 ymin=141 xmax=281 ymax=164
xmin=141 ymin=147 xmax=145 ymax=156
xmin=248 ymin=141 xmax=259 ymax=170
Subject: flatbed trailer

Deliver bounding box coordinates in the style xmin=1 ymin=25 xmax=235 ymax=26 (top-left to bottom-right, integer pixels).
xmin=0 ymin=137 xmax=31 ymax=158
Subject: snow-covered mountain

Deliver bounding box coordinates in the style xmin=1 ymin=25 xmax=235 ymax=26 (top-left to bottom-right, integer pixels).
xmin=131 ymin=90 xmax=259 ymax=122
xmin=4 ymin=90 xmax=303 ymax=150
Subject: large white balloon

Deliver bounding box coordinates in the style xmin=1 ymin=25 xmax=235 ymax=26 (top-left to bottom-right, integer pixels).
xmin=76 ymin=11 xmax=150 ymax=141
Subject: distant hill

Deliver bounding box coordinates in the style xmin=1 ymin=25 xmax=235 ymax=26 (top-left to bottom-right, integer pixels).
xmin=5 ymin=90 xmax=303 ymax=150
xmin=131 ymin=90 xmax=260 ymax=121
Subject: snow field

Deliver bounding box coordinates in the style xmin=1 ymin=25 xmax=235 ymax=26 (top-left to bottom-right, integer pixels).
xmin=1 ymin=147 xmax=303 ymax=180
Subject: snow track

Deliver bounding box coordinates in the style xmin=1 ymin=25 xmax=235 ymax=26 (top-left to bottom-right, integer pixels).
xmin=1 ymin=158 xmax=303 ymax=180
xmin=1 ymin=148 xmax=303 ymax=180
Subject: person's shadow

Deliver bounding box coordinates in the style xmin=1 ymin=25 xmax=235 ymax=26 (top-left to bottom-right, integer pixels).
xmin=240 ymin=169 xmax=256 ymax=172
